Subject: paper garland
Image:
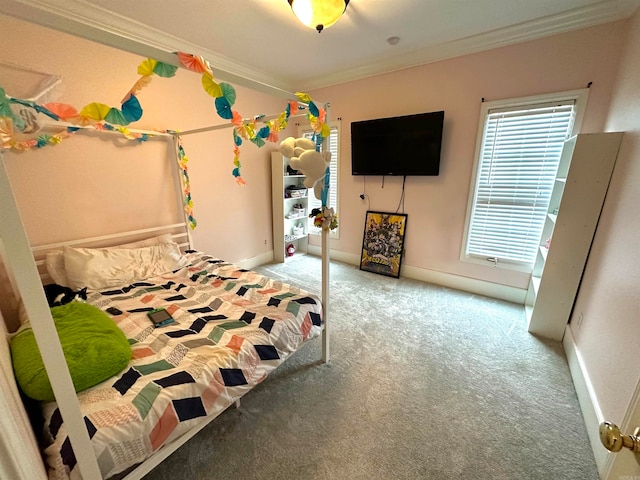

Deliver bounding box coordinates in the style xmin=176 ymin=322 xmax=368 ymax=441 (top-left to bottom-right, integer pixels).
xmin=0 ymin=50 xmax=331 ymax=228
xmin=175 ymin=52 xmax=329 ymax=183
xmin=176 ymin=136 xmax=197 ymax=229
xmin=1 ymin=120 xmax=152 ymax=151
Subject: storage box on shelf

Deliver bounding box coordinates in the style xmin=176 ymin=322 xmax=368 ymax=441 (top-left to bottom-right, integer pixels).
xmin=525 ymin=132 xmax=622 ymax=340
xmin=271 ymin=152 xmax=310 ymax=262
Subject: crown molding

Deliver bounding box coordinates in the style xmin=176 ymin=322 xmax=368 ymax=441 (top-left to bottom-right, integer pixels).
xmin=2 ymin=0 xmax=638 ymax=93
xmin=300 ymin=0 xmax=640 ymax=90
xmin=0 ymin=0 xmax=298 ymax=98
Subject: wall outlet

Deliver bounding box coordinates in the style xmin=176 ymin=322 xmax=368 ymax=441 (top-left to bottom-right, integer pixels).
xmin=264 ymin=239 xmax=267 ymax=245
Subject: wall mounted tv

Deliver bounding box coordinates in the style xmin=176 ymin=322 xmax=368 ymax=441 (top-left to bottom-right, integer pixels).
xmin=351 ymin=111 xmax=444 ymax=176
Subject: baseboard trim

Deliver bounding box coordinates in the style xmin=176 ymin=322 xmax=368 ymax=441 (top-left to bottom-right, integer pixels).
xmin=235 ymin=250 xmax=274 ymax=270
xmin=563 ymin=326 xmax=608 ymax=477
xmin=307 ymin=244 xmax=359 ymax=266
xmin=306 ymin=245 xmax=526 ymax=304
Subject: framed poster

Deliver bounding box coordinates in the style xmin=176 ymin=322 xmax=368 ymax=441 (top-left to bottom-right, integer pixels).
xmin=360 ymin=211 xmax=408 ymax=278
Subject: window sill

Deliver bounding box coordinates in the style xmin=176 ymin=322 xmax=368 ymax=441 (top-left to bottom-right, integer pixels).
xmin=460 ymin=255 xmax=533 ymax=273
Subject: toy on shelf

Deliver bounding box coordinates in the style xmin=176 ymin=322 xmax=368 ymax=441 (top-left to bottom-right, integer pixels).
xmin=280 ymin=136 xmax=331 ymax=201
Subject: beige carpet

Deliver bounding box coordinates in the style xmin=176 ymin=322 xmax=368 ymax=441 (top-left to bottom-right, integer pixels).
xmin=143 ymin=254 xmax=598 ymax=480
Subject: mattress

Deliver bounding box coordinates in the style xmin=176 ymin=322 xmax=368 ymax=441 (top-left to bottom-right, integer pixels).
xmin=40 ymin=251 xmax=323 ymax=479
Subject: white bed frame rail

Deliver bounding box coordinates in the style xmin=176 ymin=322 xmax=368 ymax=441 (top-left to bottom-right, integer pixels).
xmin=31 ymin=223 xmax=191 ymax=282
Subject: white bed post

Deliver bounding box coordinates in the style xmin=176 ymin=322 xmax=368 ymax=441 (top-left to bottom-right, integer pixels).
xmin=321 ymin=103 xmax=331 ymax=364
xmin=0 ymin=154 xmax=102 ymax=479
xmin=172 ymin=134 xmax=195 ymax=249
xmin=178 ymin=106 xmax=331 ymax=362
xmin=321 ymin=222 xmax=330 ymax=363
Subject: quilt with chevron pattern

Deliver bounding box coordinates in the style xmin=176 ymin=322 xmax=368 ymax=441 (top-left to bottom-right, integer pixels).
xmin=40 ymin=251 xmax=323 ymax=480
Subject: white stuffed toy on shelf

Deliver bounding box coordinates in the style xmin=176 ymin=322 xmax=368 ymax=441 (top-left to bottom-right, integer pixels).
xmin=280 ymin=136 xmax=331 ymax=201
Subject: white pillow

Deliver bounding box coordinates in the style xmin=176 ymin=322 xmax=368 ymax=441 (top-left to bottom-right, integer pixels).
xmin=45 ymin=251 xmax=69 ymax=286
xmin=63 ymin=242 xmax=189 ymax=291
xmin=45 ymin=233 xmax=175 ymax=287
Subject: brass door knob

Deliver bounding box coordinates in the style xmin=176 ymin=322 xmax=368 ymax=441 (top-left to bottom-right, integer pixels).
xmin=600 ymin=421 xmax=640 ymax=465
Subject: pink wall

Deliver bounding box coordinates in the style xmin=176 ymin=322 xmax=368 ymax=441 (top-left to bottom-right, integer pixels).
xmin=309 ymin=21 xmax=624 ymax=290
xmin=570 ymin=11 xmax=640 ymax=424
xmin=0 ymin=15 xmax=289 ymax=259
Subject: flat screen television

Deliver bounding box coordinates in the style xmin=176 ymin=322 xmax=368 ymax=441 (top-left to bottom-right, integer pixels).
xmin=351 ymin=111 xmax=444 ymax=176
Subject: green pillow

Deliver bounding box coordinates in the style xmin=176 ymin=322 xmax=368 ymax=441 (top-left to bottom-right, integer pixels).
xmin=10 ymin=302 xmax=132 ymax=401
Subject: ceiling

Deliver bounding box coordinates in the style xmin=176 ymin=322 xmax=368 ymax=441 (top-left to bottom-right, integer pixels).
xmin=1 ymin=0 xmax=639 ymax=97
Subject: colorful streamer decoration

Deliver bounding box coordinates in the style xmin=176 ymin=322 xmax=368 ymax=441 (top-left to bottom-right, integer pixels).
xmin=43 ymin=102 xmax=79 ymax=121
xmin=1 ymin=52 xmax=327 ymax=157
xmin=0 ymin=90 xmax=154 ymax=150
xmin=0 ymin=50 xmax=331 ymax=230
xmin=176 ymin=52 xmax=211 ymax=74
xmin=176 ymin=136 xmax=197 ymax=229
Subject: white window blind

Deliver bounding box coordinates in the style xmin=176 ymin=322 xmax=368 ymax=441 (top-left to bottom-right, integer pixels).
xmin=302 ymin=123 xmax=339 ymax=236
xmin=465 ymin=101 xmax=575 ymax=265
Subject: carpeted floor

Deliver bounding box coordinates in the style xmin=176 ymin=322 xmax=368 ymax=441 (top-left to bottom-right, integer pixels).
xmin=144 ymin=254 xmax=598 ymax=480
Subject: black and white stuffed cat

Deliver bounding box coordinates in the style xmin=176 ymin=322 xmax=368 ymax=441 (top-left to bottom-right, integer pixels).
xmin=43 ymin=284 xmax=88 ymax=307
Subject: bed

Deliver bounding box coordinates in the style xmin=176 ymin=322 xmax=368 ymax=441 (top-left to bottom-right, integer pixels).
xmin=10 ymin=231 xmax=323 ymax=480
xmin=0 ymin=54 xmax=332 ymax=476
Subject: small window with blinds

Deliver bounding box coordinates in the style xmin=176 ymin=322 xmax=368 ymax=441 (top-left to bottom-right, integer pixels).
xmin=462 ymin=90 xmax=588 ymax=271
xmin=300 ymin=121 xmax=340 ymax=238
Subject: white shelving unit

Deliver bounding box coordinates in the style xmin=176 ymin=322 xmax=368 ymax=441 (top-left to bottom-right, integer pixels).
xmin=271 ymin=152 xmax=309 ymax=262
xmin=525 ymin=132 xmax=622 ymax=340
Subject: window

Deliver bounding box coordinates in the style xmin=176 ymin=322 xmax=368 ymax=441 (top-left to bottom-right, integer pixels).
xmin=300 ymin=121 xmax=340 ymax=237
xmin=462 ymin=90 xmax=588 ymax=271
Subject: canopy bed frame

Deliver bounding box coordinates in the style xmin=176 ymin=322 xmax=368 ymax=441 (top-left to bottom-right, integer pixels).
xmin=0 ymin=83 xmax=332 ymax=479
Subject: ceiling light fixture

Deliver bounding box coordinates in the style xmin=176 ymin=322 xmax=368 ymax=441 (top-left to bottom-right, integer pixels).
xmin=288 ymin=0 xmax=350 ymax=33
